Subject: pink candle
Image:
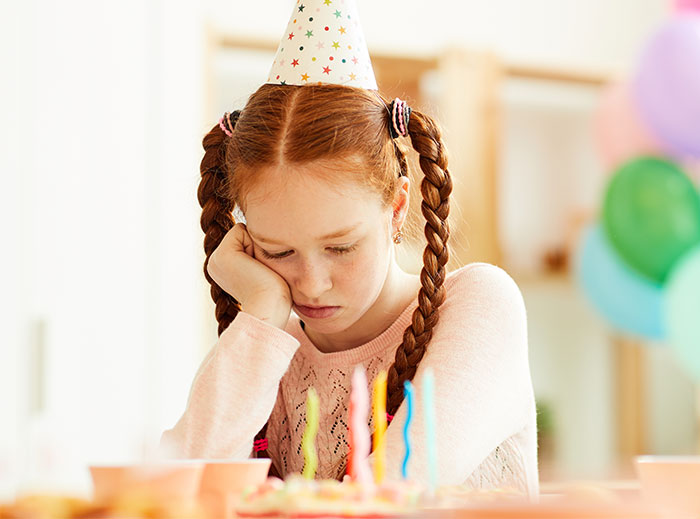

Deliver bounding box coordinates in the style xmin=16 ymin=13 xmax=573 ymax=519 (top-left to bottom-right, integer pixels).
xmin=349 ymin=366 xmax=372 ymax=486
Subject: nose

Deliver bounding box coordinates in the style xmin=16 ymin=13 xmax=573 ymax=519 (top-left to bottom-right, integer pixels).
xmin=293 ymin=258 xmax=333 ymax=302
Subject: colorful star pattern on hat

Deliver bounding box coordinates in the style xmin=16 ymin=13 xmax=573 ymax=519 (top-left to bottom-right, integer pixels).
xmin=266 ymin=0 xmax=378 ymax=89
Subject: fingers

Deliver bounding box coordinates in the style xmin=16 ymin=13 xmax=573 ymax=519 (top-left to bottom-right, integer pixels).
xmin=236 ymin=223 xmax=256 ymax=258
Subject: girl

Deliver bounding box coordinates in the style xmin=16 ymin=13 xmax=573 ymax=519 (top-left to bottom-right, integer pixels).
xmin=161 ymin=2 xmax=538 ymax=498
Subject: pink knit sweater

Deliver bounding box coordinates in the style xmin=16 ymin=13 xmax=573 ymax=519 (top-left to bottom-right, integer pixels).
xmin=160 ymin=263 xmax=539 ymax=498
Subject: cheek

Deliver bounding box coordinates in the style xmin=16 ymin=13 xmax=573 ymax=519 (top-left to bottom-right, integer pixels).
xmin=335 ymin=246 xmax=389 ymax=292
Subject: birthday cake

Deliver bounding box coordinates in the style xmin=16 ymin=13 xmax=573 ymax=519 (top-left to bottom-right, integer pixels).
xmin=236 ymin=476 xmax=528 ymax=518
xmin=236 ymin=475 xmax=423 ymax=518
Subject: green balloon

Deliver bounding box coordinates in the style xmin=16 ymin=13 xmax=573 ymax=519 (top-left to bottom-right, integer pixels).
xmin=602 ymin=156 xmax=700 ymax=283
xmin=666 ymin=246 xmax=700 ymax=381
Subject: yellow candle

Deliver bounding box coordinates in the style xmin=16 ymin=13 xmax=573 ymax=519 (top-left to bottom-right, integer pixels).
xmin=372 ymin=370 xmax=388 ymax=484
xmin=302 ymin=387 xmax=319 ymax=480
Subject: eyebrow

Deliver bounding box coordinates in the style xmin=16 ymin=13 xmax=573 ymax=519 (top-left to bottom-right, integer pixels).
xmin=249 ymin=223 xmax=361 ymax=245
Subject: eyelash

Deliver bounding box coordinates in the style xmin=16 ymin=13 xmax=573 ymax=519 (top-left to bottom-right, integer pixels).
xmin=259 ymin=245 xmax=357 ymax=260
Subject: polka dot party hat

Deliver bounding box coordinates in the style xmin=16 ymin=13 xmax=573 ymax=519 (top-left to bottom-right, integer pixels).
xmin=266 ymin=0 xmax=378 ymax=89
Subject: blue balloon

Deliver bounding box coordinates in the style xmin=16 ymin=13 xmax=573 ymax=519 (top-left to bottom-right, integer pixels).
xmin=576 ymin=224 xmax=666 ymax=340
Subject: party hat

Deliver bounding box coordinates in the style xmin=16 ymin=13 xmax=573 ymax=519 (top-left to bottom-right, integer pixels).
xmin=266 ymin=0 xmax=378 ymax=89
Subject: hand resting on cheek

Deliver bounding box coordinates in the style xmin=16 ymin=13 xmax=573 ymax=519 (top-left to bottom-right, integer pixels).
xmin=207 ymin=223 xmax=293 ymax=329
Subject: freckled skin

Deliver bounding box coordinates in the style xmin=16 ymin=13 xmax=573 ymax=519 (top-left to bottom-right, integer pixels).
xmin=243 ymin=161 xmax=418 ymax=353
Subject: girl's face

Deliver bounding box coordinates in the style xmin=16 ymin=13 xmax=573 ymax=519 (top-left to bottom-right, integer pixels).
xmin=243 ymin=161 xmax=396 ymax=336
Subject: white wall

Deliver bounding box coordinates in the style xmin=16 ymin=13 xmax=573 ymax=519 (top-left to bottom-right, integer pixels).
xmin=207 ymin=0 xmax=671 ymax=73
xmin=1 ymin=0 xmax=207 ymax=498
xmin=0 ymin=0 xmax=24 ymax=499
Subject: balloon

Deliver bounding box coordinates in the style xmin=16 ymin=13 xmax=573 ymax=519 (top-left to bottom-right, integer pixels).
xmin=674 ymin=0 xmax=700 ymax=13
xmin=593 ymin=82 xmax=662 ymax=170
xmin=576 ymin=224 xmax=665 ymax=340
xmin=665 ymin=246 xmax=700 ymax=380
xmin=683 ymin=158 xmax=700 ymax=186
xmin=602 ymin=156 xmax=700 ymax=283
xmin=633 ymin=15 xmax=700 ymax=158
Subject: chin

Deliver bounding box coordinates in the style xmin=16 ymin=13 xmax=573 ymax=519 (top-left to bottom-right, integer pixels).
xmin=300 ymin=309 xmax=358 ymax=334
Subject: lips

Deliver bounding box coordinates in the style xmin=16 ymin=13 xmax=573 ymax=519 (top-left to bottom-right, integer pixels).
xmin=294 ymin=303 xmax=340 ymax=319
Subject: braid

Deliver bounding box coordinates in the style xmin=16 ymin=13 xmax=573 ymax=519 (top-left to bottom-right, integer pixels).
xmin=197 ymin=110 xmax=242 ymax=337
xmin=386 ymin=109 xmax=452 ymax=415
xmin=198 ymin=110 xmax=281 ymax=475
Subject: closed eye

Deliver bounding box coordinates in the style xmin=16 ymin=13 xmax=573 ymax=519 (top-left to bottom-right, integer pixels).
xmin=329 ymin=244 xmax=357 ymax=255
xmin=259 ymin=249 xmax=293 ymax=260
xmin=259 ymin=244 xmax=357 ymax=260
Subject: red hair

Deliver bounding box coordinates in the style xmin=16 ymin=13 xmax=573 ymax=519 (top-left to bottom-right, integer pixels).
xmin=198 ymin=83 xmax=452 ymax=476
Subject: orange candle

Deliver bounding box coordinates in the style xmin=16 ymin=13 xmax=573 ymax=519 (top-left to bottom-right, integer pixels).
xmin=372 ymin=370 xmax=388 ymax=484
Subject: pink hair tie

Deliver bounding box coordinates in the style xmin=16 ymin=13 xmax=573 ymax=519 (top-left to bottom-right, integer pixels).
xmin=219 ymin=112 xmax=234 ymax=137
xmin=391 ymin=99 xmax=399 ymax=137
xmin=253 ymin=438 xmax=269 ymax=452
xmin=396 ymin=100 xmax=406 ymax=136
xmin=389 ymin=98 xmax=410 ymax=138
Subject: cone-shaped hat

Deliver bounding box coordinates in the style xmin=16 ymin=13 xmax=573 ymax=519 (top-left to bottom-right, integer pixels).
xmin=266 ymin=0 xmax=378 ymax=89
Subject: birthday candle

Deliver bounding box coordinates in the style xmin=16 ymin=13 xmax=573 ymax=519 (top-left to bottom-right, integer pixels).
xmin=302 ymin=387 xmax=319 ymax=480
xmin=372 ymin=370 xmax=388 ymax=484
xmin=349 ymin=367 xmax=372 ymax=485
xmin=423 ymin=369 xmax=437 ymax=494
xmin=401 ymin=380 xmax=414 ymax=480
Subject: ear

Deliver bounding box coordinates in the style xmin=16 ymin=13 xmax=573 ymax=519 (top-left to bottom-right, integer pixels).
xmin=391 ymin=176 xmax=411 ymax=231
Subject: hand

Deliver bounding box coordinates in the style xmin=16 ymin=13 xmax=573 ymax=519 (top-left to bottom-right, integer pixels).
xmin=207 ymin=223 xmax=292 ymax=329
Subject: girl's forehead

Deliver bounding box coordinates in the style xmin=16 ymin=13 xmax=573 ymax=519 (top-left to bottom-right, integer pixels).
xmin=244 ymin=162 xmax=383 ymax=211
xmin=243 ymin=170 xmax=387 ymax=241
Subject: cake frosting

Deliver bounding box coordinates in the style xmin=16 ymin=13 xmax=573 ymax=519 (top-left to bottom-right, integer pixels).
xmin=236 ymin=475 xmax=530 ymax=518
xmin=236 ymin=475 xmax=423 ymax=518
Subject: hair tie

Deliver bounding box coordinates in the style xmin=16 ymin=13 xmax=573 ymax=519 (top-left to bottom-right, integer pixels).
xmin=219 ymin=111 xmax=234 ymax=137
xmin=253 ymin=438 xmax=269 ymax=452
xmin=389 ymin=98 xmax=411 ymax=139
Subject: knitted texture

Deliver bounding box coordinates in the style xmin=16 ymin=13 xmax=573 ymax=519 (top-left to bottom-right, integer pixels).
xmin=161 ymin=263 xmax=539 ymax=498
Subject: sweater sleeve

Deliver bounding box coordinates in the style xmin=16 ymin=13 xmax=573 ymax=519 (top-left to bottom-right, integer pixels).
xmin=377 ymin=264 xmax=535 ymax=487
xmin=159 ymin=311 xmax=300 ymax=460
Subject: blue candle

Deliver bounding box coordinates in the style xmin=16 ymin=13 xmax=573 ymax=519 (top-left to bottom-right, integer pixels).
xmin=401 ymin=380 xmax=414 ymax=479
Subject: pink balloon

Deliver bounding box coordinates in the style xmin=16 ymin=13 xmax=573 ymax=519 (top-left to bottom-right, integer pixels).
xmin=593 ymin=81 xmax=663 ymax=170
xmin=674 ymin=0 xmax=700 ymax=13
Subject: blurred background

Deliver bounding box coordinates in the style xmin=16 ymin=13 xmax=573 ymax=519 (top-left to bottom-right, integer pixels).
xmin=2 ymin=0 xmax=700 ymax=499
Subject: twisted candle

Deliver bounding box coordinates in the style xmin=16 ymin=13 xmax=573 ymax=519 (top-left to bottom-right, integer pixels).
xmin=401 ymin=380 xmax=414 ymax=479
xmin=302 ymin=387 xmax=319 ymax=480
xmin=349 ymin=366 xmax=372 ymax=485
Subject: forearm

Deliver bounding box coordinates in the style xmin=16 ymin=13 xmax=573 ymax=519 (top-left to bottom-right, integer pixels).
xmin=159 ymin=312 xmax=299 ymax=459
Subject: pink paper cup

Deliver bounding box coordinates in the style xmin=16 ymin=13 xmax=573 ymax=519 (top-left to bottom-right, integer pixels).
xmin=636 ymin=455 xmax=700 ymax=519
xmin=89 ymin=460 xmax=204 ymax=505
